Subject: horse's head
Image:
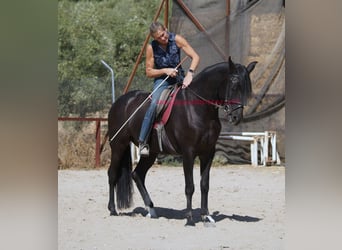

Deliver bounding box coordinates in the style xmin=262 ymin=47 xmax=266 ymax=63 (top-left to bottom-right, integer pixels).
xmin=221 ymin=57 xmax=257 ymax=125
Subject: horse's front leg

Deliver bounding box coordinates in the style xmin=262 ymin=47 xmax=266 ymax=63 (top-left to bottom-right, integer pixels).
xmin=199 ymin=151 xmax=216 ymax=225
xmin=183 ymin=155 xmax=195 ymax=226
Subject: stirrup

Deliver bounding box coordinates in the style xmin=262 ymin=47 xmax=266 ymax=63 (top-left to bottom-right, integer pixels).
xmin=139 ymin=143 xmax=149 ymax=157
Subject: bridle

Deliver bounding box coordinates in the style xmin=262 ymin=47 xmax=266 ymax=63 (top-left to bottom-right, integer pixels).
xmin=222 ymin=72 xmax=244 ymax=115
xmin=223 ymin=99 xmax=243 ymax=115
xmin=186 ymin=86 xmax=243 ymax=116
xmin=186 ymin=69 xmax=244 ymax=116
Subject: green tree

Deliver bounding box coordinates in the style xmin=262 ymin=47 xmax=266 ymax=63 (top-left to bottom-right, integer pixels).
xmin=58 ymin=0 xmax=163 ymax=116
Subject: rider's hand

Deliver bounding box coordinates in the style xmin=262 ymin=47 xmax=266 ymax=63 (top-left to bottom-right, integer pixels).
xmin=165 ymin=68 xmax=178 ymax=77
xmin=182 ymin=73 xmax=193 ymax=89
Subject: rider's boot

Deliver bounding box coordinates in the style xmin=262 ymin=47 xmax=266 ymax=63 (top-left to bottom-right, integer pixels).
xmin=138 ymin=141 xmax=150 ymax=157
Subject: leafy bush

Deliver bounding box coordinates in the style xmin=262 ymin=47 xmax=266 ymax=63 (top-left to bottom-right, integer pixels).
xmin=58 ymin=0 xmax=162 ymax=116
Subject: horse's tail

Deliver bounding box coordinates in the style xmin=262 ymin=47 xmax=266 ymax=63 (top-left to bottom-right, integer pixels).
xmin=116 ymin=145 xmax=133 ymax=209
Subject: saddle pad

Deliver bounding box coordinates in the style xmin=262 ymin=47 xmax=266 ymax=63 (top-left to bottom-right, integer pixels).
xmin=155 ymin=85 xmax=176 ymax=119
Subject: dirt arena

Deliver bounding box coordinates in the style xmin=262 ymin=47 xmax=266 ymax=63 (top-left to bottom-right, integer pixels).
xmin=58 ymin=165 xmax=285 ymax=250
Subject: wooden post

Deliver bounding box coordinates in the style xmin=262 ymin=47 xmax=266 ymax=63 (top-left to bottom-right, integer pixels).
xmin=58 ymin=117 xmax=107 ymax=168
xmin=225 ymin=0 xmax=230 ymax=60
xmin=164 ymin=0 xmax=169 ymax=28
xmin=226 ymin=0 xmax=230 ymax=16
xmin=123 ymin=0 xmax=166 ymax=93
xmin=175 ymin=0 xmax=226 ymax=60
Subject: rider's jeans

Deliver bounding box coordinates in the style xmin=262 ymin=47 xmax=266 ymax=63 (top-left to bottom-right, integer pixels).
xmin=138 ymin=78 xmax=173 ymax=143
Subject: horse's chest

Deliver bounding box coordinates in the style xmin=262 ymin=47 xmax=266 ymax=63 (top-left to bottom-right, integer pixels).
xmin=197 ymin=121 xmax=221 ymax=145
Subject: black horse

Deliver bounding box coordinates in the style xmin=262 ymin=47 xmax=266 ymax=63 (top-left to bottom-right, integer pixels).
xmin=107 ymin=57 xmax=257 ymax=226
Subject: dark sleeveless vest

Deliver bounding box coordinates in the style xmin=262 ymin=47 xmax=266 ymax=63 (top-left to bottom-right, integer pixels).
xmin=151 ymin=32 xmax=184 ymax=84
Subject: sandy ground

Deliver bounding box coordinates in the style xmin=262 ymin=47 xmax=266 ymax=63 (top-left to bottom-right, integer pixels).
xmin=58 ymin=165 xmax=285 ymax=250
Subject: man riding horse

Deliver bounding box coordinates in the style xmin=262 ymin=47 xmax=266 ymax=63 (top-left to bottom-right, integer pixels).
xmin=138 ymin=21 xmax=200 ymax=156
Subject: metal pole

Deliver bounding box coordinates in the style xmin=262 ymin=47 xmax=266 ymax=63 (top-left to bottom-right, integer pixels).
xmin=101 ymin=60 xmax=115 ymax=103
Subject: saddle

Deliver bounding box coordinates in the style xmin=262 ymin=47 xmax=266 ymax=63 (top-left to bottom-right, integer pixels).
xmin=155 ymin=85 xmax=176 ymax=118
xmin=153 ymin=85 xmax=181 ymax=152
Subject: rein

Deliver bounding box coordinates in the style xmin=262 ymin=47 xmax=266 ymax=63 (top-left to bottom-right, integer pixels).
xmin=186 ymin=87 xmax=243 ymax=115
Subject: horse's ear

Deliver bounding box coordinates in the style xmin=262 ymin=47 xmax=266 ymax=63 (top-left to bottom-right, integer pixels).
xmin=247 ymin=61 xmax=258 ymax=73
xmin=228 ymin=56 xmax=236 ymax=70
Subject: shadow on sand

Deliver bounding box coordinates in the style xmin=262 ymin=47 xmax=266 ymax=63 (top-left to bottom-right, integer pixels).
xmin=119 ymin=206 xmax=262 ymax=225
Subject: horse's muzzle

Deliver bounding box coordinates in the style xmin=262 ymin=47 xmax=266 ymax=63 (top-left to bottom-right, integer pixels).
xmin=225 ymin=104 xmax=243 ymax=125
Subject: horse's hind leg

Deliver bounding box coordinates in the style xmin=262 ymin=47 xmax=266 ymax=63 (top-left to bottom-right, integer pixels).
xmin=131 ymin=154 xmax=157 ymax=218
xmin=108 ymin=167 xmax=117 ymax=215
xmin=108 ymin=154 xmax=119 ymax=215
xmin=107 ymin=145 xmax=126 ymax=216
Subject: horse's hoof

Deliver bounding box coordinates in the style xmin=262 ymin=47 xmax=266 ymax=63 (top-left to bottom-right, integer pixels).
xmin=109 ymin=210 xmax=118 ymax=216
xmin=203 ymin=215 xmax=215 ymax=223
xmin=146 ymin=207 xmax=157 ymax=218
xmin=202 ymin=215 xmax=216 ymax=227
xmin=185 ymin=220 xmax=196 ymax=226
xmin=185 ymin=216 xmax=196 ymax=226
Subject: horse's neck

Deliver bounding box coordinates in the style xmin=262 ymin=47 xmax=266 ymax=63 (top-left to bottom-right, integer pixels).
xmin=189 ymin=83 xmax=217 ymax=100
xmin=190 ymin=73 xmax=225 ymax=99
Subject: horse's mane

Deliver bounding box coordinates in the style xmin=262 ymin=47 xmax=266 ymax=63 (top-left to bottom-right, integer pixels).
xmin=192 ymin=61 xmax=252 ymax=105
xmin=235 ymin=63 xmax=252 ymax=105
xmin=193 ymin=62 xmax=229 ymax=82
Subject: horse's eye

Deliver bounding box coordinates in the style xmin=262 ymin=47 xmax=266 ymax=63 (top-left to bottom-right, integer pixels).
xmin=231 ymin=76 xmax=239 ymax=90
xmin=231 ymin=76 xmax=239 ymax=84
